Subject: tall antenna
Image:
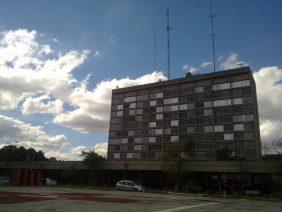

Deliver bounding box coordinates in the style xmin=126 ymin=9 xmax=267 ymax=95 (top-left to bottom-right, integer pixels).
xmin=166 ymin=9 xmax=171 ymax=80
xmin=209 ymin=0 xmax=217 ymax=72
xmin=154 ymin=31 xmax=157 ymax=71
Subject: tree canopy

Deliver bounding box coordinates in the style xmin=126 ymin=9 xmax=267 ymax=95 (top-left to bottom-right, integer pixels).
xmin=0 ymin=145 xmax=48 ymax=161
xmin=80 ymin=150 xmax=105 ymax=168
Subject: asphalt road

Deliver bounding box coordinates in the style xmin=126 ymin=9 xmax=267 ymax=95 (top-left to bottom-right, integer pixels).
xmin=0 ymin=187 xmax=281 ymax=212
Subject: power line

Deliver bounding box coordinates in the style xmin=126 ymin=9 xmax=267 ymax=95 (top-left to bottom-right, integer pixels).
xmin=209 ymin=0 xmax=217 ymax=72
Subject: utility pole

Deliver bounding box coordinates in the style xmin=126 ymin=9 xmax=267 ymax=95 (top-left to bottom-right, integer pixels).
xmin=166 ymin=9 xmax=171 ymax=80
xmin=209 ymin=0 xmax=217 ymax=72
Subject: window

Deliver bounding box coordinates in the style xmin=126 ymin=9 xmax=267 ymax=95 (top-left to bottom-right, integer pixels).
xmin=129 ymin=110 xmax=135 ymax=115
xmin=134 ymin=145 xmax=142 ymax=151
xmin=233 ymin=98 xmax=243 ymax=105
xmin=156 ymin=107 xmax=163 ymax=113
xmin=187 ymin=103 xmax=195 ymax=110
xmin=232 ymin=80 xmax=250 ymax=88
xmin=130 ymin=103 xmax=136 ymax=109
xmin=214 ymin=125 xmax=224 ymax=132
xmin=233 ymin=114 xmax=254 ymax=122
xmin=109 ymin=138 xmax=121 ymax=145
xmin=134 ymin=138 xmax=141 ymax=143
xmin=171 ymin=105 xmax=179 ymax=111
xmin=149 ymin=122 xmax=156 ymax=128
xmin=179 ymin=104 xmax=188 ymax=110
xmin=212 ymin=83 xmax=231 ymax=91
xmin=171 ymin=136 xmax=178 ymax=142
xmin=149 ymin=137 xmax=156 ymax=143
xmin=150 ymin=100 xmax=157 ymax=106
xmin=164 ymin=98 xmax=178 ymax=105
xmin=224 ymin=133 xmax=233 ymax=140
xmin=137 ymin=95 xmax=148 ymax=101
xmin=244 ymin=133 xmax=253 ymax=140
xmin=156 ymin=114 xmax=163 ymax=120
xmin=127 ymin=153 xmax=133 ymax=159
xmin=114 ymin=153 xmax=120 ymax=159
xmin=171 ymin=120 xmax=178 ymax=127
xmin=156 ymin=92 xmax=164 ymax=98
xmin=243 ymin=97 xmax=252 ymax=104
xmin=124 ymin=96 xmax=136 ymax=103
xmin=234 ymin=124 xmax=244 ymax=131
xmin=155 ymin=128 xmax=163 ymax=135
xmin=204 ymin=109 xmax=213 ymax=116
xmin=136 ymin=116 xmax=142 ymax=121
xmin=213 ymin=99 xmax=232 ymax=107
xmin=116 ymin=111 xmax=123 ymax=117
xmin=117 ymin=105 xmax=123 ymax=110
xmin=136 ymin=109 xmax=143 ymax=115
xmin=195 ymin=86 xmax=204 ymax=93
xmin=204 ymin=126 xmax=214 ymax=132
xmin=122 ymin=138 xmax=128 ymax=144
xmin=164 ymin=106 xmax=171 ymax=112
xmin=134 ymin=153 xmax=141 ymax=159
xmin=187 ymin=127 xmax=195 ymax=133
xmin=163 ymin=128 xmax=171 ymax=135
xmin=128 ymin=131 xmax=134 ymax=136
xmin=204 ymin=101 xmax=213 ymax=108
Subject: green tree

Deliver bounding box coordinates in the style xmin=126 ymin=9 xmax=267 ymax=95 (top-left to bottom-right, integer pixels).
xmin=80 ymin=150 xmax=105 ymax=168
xmin=0 ymin=145 xmax=48 ymax=161
xmin=161 ymin=140 xmax=192 ymax=191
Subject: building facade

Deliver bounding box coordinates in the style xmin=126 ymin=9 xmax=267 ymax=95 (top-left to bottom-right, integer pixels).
xmin=107 ymin=67 xmax=261 ymax=161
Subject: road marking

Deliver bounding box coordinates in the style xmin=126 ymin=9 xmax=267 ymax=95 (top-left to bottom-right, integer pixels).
xmin=154 ymin=202 xmax=220 ymax=212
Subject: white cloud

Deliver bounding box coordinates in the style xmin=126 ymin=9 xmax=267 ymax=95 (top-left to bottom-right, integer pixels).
xmin=182 ymin=64 xmax=198 ymax=73
xmin=53 ymin=71 xmax=166 ymax=133
xmin=94 ymin=50 xmax=102 ymax=58
xmin=94 ymin=142 xmax=107 ymax=158
xmin=0 ymin=29 xmax=89 ymax=111
xmin=22 ymin=94 xmax=63 ymax=115
xmin=45 ymin=145 xmax=88 ymax=161
xmin=0 ymin=115 xmax=67 ymax=151
xmin=200 ymin=61 xmax=212 ymax=68
xmin=253 ymin=66 xmax=282 ymax=150
xmin=219 ymin=52 xmax=249 ymax=70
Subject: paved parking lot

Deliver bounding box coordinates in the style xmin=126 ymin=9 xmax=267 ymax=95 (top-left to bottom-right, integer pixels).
xmin=0 ymin=187 xmax=281 ymax=212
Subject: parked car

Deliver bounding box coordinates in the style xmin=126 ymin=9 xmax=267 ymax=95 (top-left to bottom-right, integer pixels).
xmin=0 ymin=177 xmax=9 ymax=186
xmin=44 ymin=178 xmax=57 ymax=186
xmin=116 ymin=180 xmax=144 ymax=192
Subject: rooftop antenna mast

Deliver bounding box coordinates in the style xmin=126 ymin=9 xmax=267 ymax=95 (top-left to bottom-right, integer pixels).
xmin=209 ymin=0 xmax=217 ymax=72
xmin=154 ymin=31 xmax=157 ymax=71
xmin=166 ymin=9 xmax=171 ymax=80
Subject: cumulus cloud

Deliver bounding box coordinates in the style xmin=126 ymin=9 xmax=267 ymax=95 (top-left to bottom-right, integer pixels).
xmin=219 ymin=52 xmax=249 ymax=70
xmin=53 ymin=71 xmax=166 ymax=133
xmin=94 ymin=142 xmax=107 ymax=158
xmin=22 ymin=94 xmax=63 ymax=115
xmin=0 ymin=29 xmax=89 ymax=111
xmin=253 ymin=66 xmax=282 ymax=149
xmin=45 ymin=145 xmax=88 ymax=161
xmin=0 ymin=115 xmax=67 ymax=151
xmin=182 ymin=64 xmax=198 ymax=73
xmin=200 ymin=61 xmax=212 ymax=68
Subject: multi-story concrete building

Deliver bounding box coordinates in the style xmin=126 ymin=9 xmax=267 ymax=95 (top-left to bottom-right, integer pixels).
xmin=107 ymin=67 xmax=261 ymax=161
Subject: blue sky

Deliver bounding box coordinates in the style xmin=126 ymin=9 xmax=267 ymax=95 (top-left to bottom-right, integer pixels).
xmin=0 ymin=0 xmax=281 ymax=159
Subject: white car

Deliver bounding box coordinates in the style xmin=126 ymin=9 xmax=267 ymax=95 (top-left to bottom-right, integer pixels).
xmin=45 ymin=178 xmax=57 ymax=186
xmin=116 ymin=180 xmax=144 ymax=192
